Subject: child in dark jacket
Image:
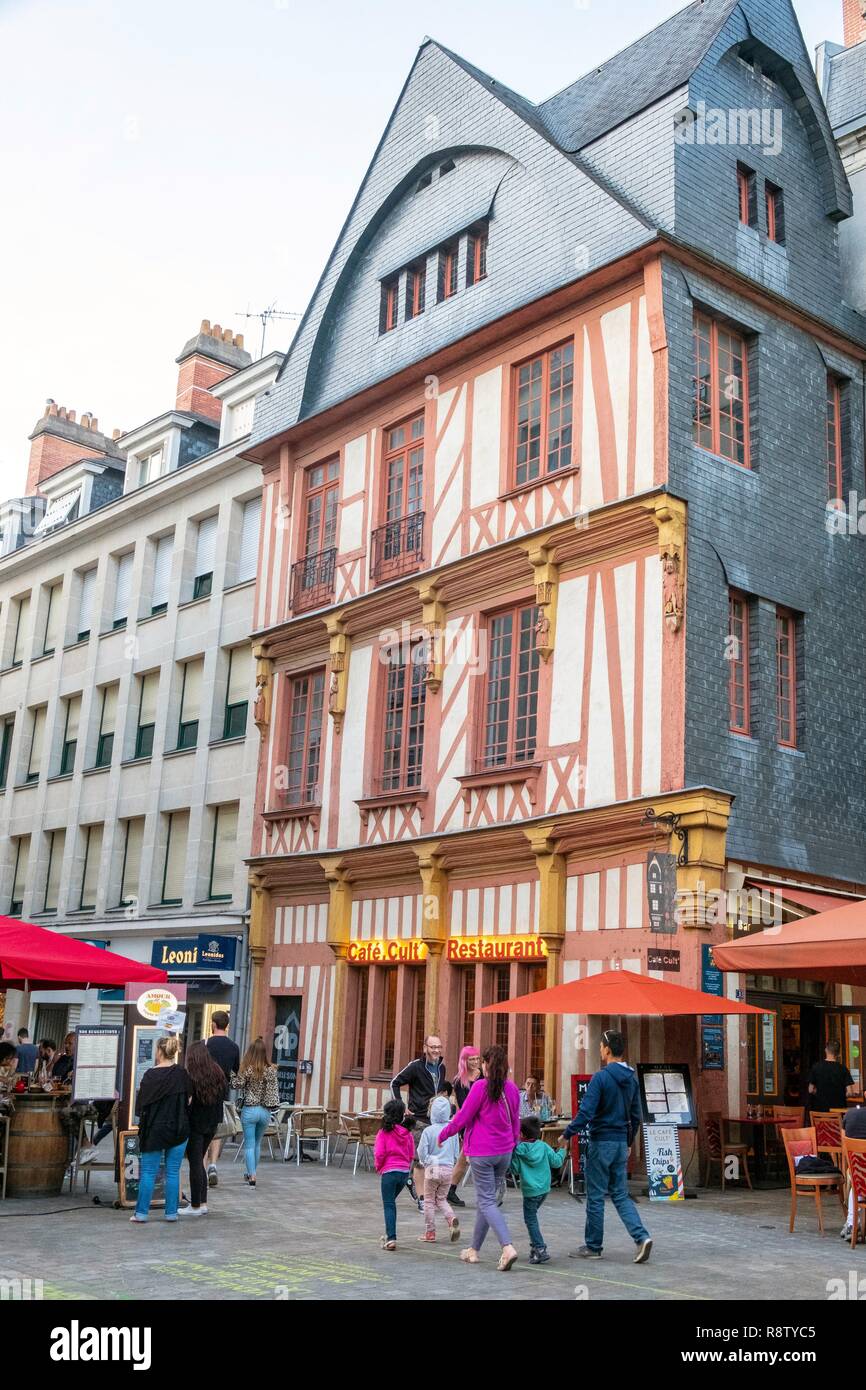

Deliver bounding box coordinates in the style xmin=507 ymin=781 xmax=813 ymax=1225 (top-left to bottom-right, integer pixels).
xmin=374 ymin=1100 xmax=416 ymax=1250
xmin=511 ymin=1115 xmax=566 ymax=1264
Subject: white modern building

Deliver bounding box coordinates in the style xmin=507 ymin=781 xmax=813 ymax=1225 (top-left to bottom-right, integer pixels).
xmin=0 ymin=323 xmax=283 ymax=1046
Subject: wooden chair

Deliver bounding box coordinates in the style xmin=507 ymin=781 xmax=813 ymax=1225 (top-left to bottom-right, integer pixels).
xmin=766 ymin=1106 xmax=806 ymax=1176
xmin=783 ymin=1126 xmax=842 ymax=1235
xmin=702 ymin=1111 xmax=752 ymax=1191
xmin=292 ymin=1107 xmax=329 ymax=1166
xmin=842 ymin=1136 xmax=866 ymax=1250
xmin=351 ymin=1113 xmax=383 ymax=1176
xmin=812 ymin=1112 xmax=845 ymax=1205
xmin=0 ymin=1114 xmax=9 ymax=1200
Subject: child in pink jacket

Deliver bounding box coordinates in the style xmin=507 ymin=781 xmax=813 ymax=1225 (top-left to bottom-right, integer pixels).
xmin=374 ymin=1099 xmax=416 ymax=1250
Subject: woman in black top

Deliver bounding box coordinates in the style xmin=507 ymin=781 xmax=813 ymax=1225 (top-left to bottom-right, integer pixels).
xmin=182 ymin=1042 xmax=228 ymax=1216
xmin=131 ymin=1035 xmax=192 ymax=1224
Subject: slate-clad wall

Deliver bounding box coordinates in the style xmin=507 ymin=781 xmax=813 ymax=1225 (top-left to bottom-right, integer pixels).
xmin=664 ymin=256 xmax=866 ymax=881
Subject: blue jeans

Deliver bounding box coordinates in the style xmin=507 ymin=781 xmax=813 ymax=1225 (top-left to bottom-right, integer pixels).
xmin=135 ymin=1141 xmax=187 ymax=1220
xmin=584 ymin=1140 xmax=650 ymax=1252
xmin=241 ymin=1105 xmax=270 ymax=1176
xmin=470 ymin=1153 xmax=513 ymax=1251
xmin=523 ymin=1193 xmax=547 ymax=1249
xmin=380 ymin=1169 xmax=411 ymax=1240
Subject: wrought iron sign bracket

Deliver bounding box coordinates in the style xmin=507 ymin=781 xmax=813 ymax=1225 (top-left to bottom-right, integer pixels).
xmin=642 ymin=808 xmax=688 ymax=866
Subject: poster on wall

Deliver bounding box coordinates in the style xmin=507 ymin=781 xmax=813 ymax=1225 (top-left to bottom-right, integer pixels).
xmin=637 ymin=1063 xmax=697 ymax=1128
xmin=127 ymin=1026 xmax=172 ymax=1128
xmin=644 ymin=1123 xmax=685 ymax=1200
xmin=72 ymin=1026 xmax=123 ymax=1102
xmin=646 ymin=852 xmax=677 ymax=932
xmin=701 ymin=1025 xmax=725 ymax=1071
xmin=273 ymin=998 xmax=302 ymax=1104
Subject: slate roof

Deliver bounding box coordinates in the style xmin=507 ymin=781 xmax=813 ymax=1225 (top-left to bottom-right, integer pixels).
xmin=824 ymin=40 xmax=866 ymax=133
xmin=537 ymin=0 xmax=740 ymax=151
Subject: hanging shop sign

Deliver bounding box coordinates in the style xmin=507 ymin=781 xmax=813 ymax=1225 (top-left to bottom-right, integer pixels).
xmin=647 ymin=948 xmax=680 ymax=972
xmin=646 ymin=851 xmax=677 ymax=932
xmin=346 ymin=940 xmax=429 ymax=965
xmin=644 ymin=1122 xmax=685 ymax=1200
xmin=134 ymin=988 xmax=178 ymax=1022
xmin=446 ymin=935 xmax=548 ymax=963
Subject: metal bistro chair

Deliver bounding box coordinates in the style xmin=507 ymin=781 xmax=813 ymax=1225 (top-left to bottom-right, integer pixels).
xmin=350 ymin=1113 xmax=383 ymax=1175
xmin=231 ymin=1103 xmax=279 ymax=1164
xmin=783 ymin=1126 xmax=842 ymax=1235
xmin=292 ymin=1107 xmax=330 ymax=1166
xmin=337 ymin=1113 xmax=361 ymax=1167
xmin=69 ymin=1103 xmax=119 ymax=1193
xmin=842 ymin=1136 xmax=866 ymax=1250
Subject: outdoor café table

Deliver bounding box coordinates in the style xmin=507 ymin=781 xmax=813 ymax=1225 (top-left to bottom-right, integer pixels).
xmin=726 ymin=1115 xmax=799 ymax=1188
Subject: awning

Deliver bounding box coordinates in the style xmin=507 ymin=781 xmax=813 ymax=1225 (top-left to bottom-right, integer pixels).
xmin=742 ymin=877 xmax=861 ymax=917
xmin=478 ymin=969 xmax=763 ymax=1017
xmin=0 ymin=916 xmax=167 ymax=990
xmin=714 ymin=895 xmax=866 ymax=986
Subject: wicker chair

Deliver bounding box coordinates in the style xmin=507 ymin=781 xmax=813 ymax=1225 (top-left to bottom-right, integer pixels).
xmin=702 ymin=1111 xmax=752 ymax=1191
xmin=783 ymin=1126 xmax=842 ymax=1235
xmin=292 ymin=1107 xmax=330 ymax=1166
xmin=351 ymin=1113 xmax=383 ymax=1176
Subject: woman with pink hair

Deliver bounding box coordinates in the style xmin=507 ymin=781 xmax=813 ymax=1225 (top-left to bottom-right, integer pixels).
xmin=447 ymin=1045 xmax=481 ymax=1206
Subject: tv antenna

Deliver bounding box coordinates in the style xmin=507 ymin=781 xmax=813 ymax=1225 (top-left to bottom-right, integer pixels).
xmin=235 ymin=302 xmax=302 ymax=358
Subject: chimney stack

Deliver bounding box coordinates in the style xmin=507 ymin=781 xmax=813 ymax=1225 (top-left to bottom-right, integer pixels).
xmin=26 ymin=401 xmax=123 ymax=495
xmin=843 ymin=0 xmax=866 ymax=46
xmin=174 ymin=318 xmax=251 ymax=422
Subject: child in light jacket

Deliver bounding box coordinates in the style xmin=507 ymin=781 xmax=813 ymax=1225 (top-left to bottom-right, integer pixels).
xmin=416 ymin=1095 xmax=461 ymax=1243
xmin=374 ymin=1099 xmax=416 ymax=1251
xmin=510 ymin=1115 xmax=566 ymax=1264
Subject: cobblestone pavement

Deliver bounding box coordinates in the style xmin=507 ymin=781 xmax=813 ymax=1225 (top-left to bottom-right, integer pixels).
xmin=1 ymin=1155 xmax=862 ymax=1301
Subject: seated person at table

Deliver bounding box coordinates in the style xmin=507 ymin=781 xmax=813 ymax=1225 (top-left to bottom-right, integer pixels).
xmin=15 ymin=1028 xmax=38 ymax=1074
xmin=34 ymin=1040 xmax=56 ymax=1085
xmin=50 ymin=1033 xmax=75 ymax=1084
xmin=519 ymin=1075 xmax=555 ymax=1121
xmin=841 ymin=1104 xmax=866 ymax=1242
xmin=0 ymin=1042 xmax=18 ymax=1093
xmin=808 ymin=1040 xmax=855 ymax=1113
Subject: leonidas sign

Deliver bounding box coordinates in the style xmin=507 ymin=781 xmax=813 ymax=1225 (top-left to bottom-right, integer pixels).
xmin=446 ymin=936 xmax=548 ymax=963
xmin=346 ymin=940 xmax=428 ymax=965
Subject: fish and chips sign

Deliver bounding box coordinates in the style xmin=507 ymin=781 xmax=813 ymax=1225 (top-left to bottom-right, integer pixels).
xmin=644 ymin=1123 xmax=685 ymax=1201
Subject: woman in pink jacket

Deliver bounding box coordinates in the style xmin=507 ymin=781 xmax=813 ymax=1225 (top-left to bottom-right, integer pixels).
xmin=437 ymin=1045 xmax=521 ymax=1270
xmin=374 ymin=1099 xmax=416 ymax=1251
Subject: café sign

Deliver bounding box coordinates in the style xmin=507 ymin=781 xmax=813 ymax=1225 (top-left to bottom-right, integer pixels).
xmin=346 ymin=940 xmax=428 ymax=965
xmin=446 ymin=935 xmax=548 ymax=963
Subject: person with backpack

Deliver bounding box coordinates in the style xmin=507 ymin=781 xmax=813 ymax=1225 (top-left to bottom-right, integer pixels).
xmin=559 ymin=1029 xmax=652 ymax=1264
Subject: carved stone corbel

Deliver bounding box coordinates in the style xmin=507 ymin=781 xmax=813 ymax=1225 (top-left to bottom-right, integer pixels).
xmin=418 ymin=579 xmax=446 ymax=693
xmin=524 ymin=541 xmax=559 ymax=661
xmin=643 ymin=495 xmax=687 ymax=635
xmin=324 ymin=613 xmax=350 ymax=733
xmin=252 ymin=644 xmax=273 ymax=734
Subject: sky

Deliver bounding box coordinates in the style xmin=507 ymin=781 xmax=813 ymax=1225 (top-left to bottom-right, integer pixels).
xmin=0 ymin=0 xmax=842 ymax=494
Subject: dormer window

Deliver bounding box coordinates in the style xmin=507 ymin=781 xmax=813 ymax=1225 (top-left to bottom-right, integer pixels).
xmin=139 ymin=447 xmax=163 ymax=487
xmin=737 ymin=165 xmax=757 ymax=229
xmin=405 ymin=262 xmax=426 ymax=321
xmin=438 ymin=242 xmax=459 ymax=302
xmin=765 ymin=182 xmax=785 ymax=245
xmin=380 ymin=277 xmax=399 ymax=334
xmin=466 ymin=223 xmax=488 ymax=287
xmin=415 ymin=172 xmax=433 ymax=193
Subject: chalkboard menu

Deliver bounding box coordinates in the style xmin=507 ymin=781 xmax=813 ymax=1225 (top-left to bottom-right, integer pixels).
xmin=118 ymin=1131 xmax=165 ymax=1209
xmin=637 ymin=1062 xmax=697 ymax=1129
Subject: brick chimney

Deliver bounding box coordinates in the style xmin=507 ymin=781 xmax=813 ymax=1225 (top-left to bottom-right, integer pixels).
xmin=175 ymin=319 xmax=251 ymax=423
xmin=843 ymin=0 xmax=866 ymax=45
xmin=26 ymin=401 xmax=124 ymax=495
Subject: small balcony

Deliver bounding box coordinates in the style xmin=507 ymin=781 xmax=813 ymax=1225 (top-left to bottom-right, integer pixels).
xmin=370 ymin=511 xmax=425 ymax=585
xmin=291 ymin=547 xmax=337 ymax=614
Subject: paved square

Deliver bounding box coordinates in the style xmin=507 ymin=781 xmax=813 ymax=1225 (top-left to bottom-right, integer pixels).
xmin=1 ymin=1151 xmax=862 ymax=1301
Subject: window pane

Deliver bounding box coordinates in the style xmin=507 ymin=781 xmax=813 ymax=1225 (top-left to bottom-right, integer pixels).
xmin=121 ymin=818 xmax=144 ymax=905
xmin=210 ymin=804 xmax=238 ymax=899
xmin=81 ymin=825 xmax=103 ymax=909
xmin=162 ymin=812 xmax=188 ymax=903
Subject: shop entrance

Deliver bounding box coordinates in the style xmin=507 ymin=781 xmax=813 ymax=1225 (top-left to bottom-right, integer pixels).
xmin=746 ymin=983 xmax=824 ymax=1106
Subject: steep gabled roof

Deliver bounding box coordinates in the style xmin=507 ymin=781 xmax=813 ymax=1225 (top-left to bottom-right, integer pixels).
xmin=824 ymin=40 xmax=866 ymax=133
xmin=538 ymin=0 xmax=740 ymax=151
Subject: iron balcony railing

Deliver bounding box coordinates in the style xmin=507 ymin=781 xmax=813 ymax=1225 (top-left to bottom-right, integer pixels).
xmin=370 ymin=511 xmax=425 ymax=585
xmin=291 ymin=546 xmax=337 ymax=613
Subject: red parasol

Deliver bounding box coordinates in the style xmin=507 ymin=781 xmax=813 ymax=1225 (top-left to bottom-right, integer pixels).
xmin=0 ymin=916 xmax=167 ymax=991
xmin=477 ymin=968 xmax=764 ymax=1016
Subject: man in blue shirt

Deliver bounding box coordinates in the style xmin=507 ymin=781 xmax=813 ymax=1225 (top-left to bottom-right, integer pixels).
xmin=15 ymin=1028 xmax=38 ymax=1074
xmin=560 ymin=1029 xmax=652 ymax=1263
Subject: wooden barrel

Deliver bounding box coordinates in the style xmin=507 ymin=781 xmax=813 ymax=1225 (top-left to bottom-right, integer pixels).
xmin=6 ymin=1093 xmax=68 ymax=1196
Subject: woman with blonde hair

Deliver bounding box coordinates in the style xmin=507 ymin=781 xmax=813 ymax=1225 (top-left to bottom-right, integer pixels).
xmin=232 ymin=1036 xmax=279 ymax=1188
xmin=130 ymin=1034 xmax=192 ymax=1224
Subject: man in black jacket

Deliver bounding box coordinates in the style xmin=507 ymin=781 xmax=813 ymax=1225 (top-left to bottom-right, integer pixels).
xmin=391 ymin=1036 xmax=446 ymax=1208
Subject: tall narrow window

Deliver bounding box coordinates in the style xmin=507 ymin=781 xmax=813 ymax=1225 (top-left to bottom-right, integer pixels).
xmin=112 ymin=552 xmax=134 ymax=630
xmin=303 ymin=459 xmax=340 ymax=559
xmin=42 ymin=584 xmax=61 ymax=656
xmin=437 ymin=242 xmax=459 ymax=302
xmin=12 ymin=595 xmax=30 ymax=666
xmin=161 ymin=811 xmax=189 ymax=905
xmin=60 ymin=695 xmax=81 ymax=775
xmin=461 ymin=969 xmax=476 ymax=1048
xmin=528 ymin=964 xmax=547 ymax=1077
xmin=237 ymin=497 xmax=261 ymax=583
xmin=151 ymin=534 xmax=173 ymax=615
xmin=513 ymin=341 xmax=574 ymax=486
xmin=493 ymin=965 xmax=510 ymax=1048
xmin=466 ymin=223 xmax=488 ymax=286
xmin=77 ymin=568 xmax=96 ymax=641
xmin=0 ymin=717 xmax=14 ymax=789
xmin=224 ymin=646 xmax=251 ymax=739
xmin=209 ymin=803 xmax=239 ymax=901
xmin=10 ymin=836 xmax=30 ymax=915
xmin=353 ymin=970 xmax=369 ymax=1070
xmin=405 ymin=262 xmax=426 ymax=320
xmin=728 ymin=592 xmax=750 ymax=735
xmin=136 ymin=671 xmax=159 ymax=758
xmin=765 ymin=181 xmax=785 ymax=245
xmin=693 ymin=314 xmax=749 ymax=467
xmin=381 ymin=642 xmax=426 ymax=791
xmin=382 ymin=968 xmax=399 ymax=1071
xmin=826 ymin=376 xmax=843 ymax=503
xmin=80 ymin=824 xmax=103 ymax=911
xmin=177 ymin=658 xmax=203 ymax=750
xmin=373 ymin=415 xmax=425 ymax=582
xmin=413 ymin=971 xmax=426 ymax=1058
xmin=481 ymin=604 xmax=540 ymax=768
xmin=95 ymin=684 xmax=118 ymax=768
xmin=43 ymin=830 xmax=65 ymax=913
xmin=285 ymin=670 xmax=325 ymax=806
xmin=737 ymin=164 xmax=757 ymax=228
xmin=193 ymin=516 xmax=217 ymax=600
xmin=119 ymin=818 xmax=144 ymax=908
xmin=379 ymin=277 xmax=399 ymax=334
xmin=776 ymin=608 xmax=797 ymax=748
xmin=26 ymin=707 xmax=46 ymax=783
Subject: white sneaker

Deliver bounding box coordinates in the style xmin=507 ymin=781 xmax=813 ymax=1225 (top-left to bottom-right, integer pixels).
xmin=77 ymin=1147 xmax=97 ymax=1166
xmin=178 ymin=1205 xmax=208 ymax=1217
xmin=841 ymin=1224 xmax=852 ymax=1240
